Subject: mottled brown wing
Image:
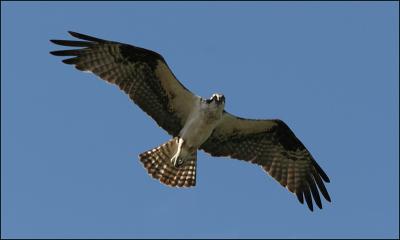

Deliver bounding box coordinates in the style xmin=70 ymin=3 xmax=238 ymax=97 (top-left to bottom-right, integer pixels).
xmin=200 ymin=112 xmax=331 ymax=211
xmin=50 ymin=31 xmax=199 ymax=136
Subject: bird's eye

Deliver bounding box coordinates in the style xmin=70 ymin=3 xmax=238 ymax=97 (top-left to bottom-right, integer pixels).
xmin=205 ymin=99 xmax=213 ymax=104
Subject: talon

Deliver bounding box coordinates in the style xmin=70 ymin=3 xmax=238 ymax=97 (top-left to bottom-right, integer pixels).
xmin=177 ymin=158 xmax=184 ymax=167
xmin=171 ymin=155 xmax=178 ymax=166
xmin=170 ymin=154 xmax=183 ymax=168
xmin=170 ymin=138 xmax=185 ymax=168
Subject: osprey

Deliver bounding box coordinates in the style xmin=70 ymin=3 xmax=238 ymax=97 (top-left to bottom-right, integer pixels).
xmin=50 ymin=31 xmax=331 ymax=211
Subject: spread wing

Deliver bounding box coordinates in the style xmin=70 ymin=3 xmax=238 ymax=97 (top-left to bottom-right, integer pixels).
xmin=200 ymin=112 xmax=331 ymax=211
xmin=50 ymin=31 xmax=199 ymax=136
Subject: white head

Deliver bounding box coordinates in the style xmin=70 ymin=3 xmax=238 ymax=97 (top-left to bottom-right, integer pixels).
xmin=202 ymin=93 xmax=225 ymax=115
xmin=205 ymin=93 xmax=225 ymax=106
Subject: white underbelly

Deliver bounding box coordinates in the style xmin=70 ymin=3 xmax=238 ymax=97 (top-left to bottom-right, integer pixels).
xmin=180 ymin=120 xmax=215 ymax=147
xmin=179 ymin=108 xmax=221 ymax=148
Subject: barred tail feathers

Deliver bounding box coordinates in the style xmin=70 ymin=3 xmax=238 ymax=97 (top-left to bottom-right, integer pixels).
xmin=139 ymin=137 xmax=197 ymax=187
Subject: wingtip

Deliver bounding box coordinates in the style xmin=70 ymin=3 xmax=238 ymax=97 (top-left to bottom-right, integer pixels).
xmin=49 ymin=50 xmax=58 ymax=56
xmin=67 ymin=31 xmax=106 ymax=42
xmin=296 ymin=191 xmax=304 ymax=204
xmin=62 ymin=57 xmax=78 ymax=64
xmin=325 ymin=195 xmax=332 ymax=203
xmin=322 ymin=189 xmax=332 ymax=203
xmin=50 ymin=39 xmax=63 ymax=46
xmin=68 ymin=30 xmax=78 ymax=35
xmin=312 ymin=160 xmax=330 ymax=183
xmin=324 ymin=176 xmax=331 ymax=183
xmin=68 ymin=31 xmax=84 ymax=39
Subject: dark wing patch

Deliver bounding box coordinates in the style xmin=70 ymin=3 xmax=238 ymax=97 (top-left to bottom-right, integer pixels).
xmin=272 ymin=120 xmax=307 ymax=151
xmin=200 ymin=113 xmax=331 ymax=211
xmin=50 ymin=31 xmax=198 ymax=136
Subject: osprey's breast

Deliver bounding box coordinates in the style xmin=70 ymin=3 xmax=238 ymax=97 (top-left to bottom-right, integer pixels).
xmin=179 ymin=101 xmax=224 ymax=148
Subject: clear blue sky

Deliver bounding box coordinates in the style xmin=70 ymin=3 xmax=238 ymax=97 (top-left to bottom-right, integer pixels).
xmin=2 ymin=2 xmax=399 ymax=238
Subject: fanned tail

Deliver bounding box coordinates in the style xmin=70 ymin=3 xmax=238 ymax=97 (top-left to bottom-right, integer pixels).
xmin=139 ymin=138 xmax=197 ymax=187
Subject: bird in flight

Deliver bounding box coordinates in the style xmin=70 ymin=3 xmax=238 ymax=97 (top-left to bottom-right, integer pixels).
xmin=50 ymin=31 xmax=331 ymax=211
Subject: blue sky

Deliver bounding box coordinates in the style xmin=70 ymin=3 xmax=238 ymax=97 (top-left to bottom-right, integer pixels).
xmin=2 ymin=1 xmax=399 ymax=238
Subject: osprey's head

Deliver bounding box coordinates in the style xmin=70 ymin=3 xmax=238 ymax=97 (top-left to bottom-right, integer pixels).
xmin=206 ymin=93 xmax=225 ymax=106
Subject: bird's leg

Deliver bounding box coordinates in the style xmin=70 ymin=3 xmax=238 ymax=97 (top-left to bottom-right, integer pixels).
xmin=171 ymin=138 xmax=184 ymax=167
